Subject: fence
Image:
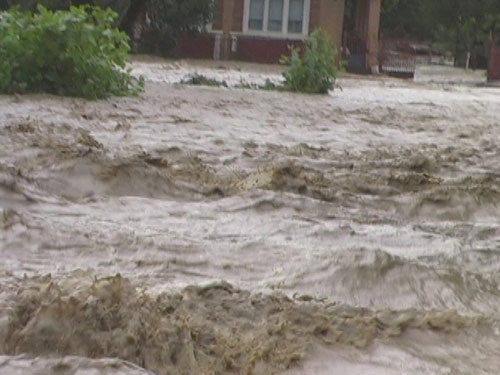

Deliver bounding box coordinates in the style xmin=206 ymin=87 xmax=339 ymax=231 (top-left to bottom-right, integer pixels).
xmin=379 ymin=51 xmax=416 ymax=78
xmin=378 ymin=37 xmax=431 ymax=78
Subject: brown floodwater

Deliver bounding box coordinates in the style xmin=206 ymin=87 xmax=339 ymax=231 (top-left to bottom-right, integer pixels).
xmin=1 ymin=60 xmax=500 ymax=374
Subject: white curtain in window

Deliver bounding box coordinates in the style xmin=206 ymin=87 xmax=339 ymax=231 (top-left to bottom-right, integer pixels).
xmin=249 ymin=0 xmax=265 ymax=30
xmin=268 ymin=0 xmax=284 ymax=32
xmin=288 ymin=0 xmax=304 ymax=33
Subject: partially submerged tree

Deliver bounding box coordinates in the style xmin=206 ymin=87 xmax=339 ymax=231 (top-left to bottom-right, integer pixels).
xmin=0 ymin=5 xmax=143 ymax=99
xmin=0 ymin=0 xmax=213 ymax=55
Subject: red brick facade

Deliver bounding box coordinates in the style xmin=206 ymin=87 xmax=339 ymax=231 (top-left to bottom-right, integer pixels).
xmin=309 ymin=0 xmax=321 ymax=31
xmin=181 ymin=0 xmax=379 ymax=70
xmin=234 ymin=37 xmax=303 ymax=63
xmin=232 ymin=0 xmax=244 ymax=32
xmin=179 ymin=35 xmax=216 ymax=60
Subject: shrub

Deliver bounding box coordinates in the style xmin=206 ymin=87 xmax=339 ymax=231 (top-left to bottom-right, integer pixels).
xmin=0 ymin=5 xmax=143 ymax=99
xmin=280 ymin=29 xmax=339 ymax=94
xmin=0 ymin=0 xmax=214 ymax=56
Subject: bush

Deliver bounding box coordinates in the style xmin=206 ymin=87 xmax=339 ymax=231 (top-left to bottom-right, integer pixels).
xmin=281 ymin=29 xmax=339 ymax=94
xmin=0 ymin=5 xmax=143 ymax=99
xmin=1 ymin=0 xmax=214 ymax=56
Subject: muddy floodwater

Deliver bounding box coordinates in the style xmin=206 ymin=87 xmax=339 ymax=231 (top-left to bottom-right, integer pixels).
xmin=1 ymin=60 xmax=500 ymax=374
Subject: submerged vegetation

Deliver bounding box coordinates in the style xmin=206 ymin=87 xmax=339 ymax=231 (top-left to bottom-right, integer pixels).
xmin=181 ymin=30 xmax=340 ymax=95
xmin=181 ymin=73 xmax=228 ymax=88
xmin=0 ymin=0 xmax=214 ymax=56
xmin=0 ymin=5 xmax=143 ymax=99
xmin=181 ymin=74 xmax=280 ymax=91
xmin=281 ymin=29 xmax=340 ymax=94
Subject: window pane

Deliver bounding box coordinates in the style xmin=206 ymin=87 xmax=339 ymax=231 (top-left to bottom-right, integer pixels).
xmin=249 ymin=0 xmax=264 ymax=30
xmin=288 ymin=0 xmax=304 ymax=33
xmin=268 ymin=0 xmax=283 ymax=32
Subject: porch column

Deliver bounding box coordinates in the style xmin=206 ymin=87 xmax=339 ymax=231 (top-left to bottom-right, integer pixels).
xmin=355 ymin=0 xmax=380 ymax=72
xmin=220 ymin=0 xmax=235 ymax=59
xmin=222 ymin=0 xmax=235 ymax=32
xmin=366 ymin=0 xmax=380 ymax=70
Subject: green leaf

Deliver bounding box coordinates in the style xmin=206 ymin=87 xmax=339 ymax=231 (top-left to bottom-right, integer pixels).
xmin=0 ymin=5 xmax=143 ymax=99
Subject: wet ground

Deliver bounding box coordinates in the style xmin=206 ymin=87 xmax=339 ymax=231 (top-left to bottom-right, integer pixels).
xmin=1 ymin=60 xmax=500 ymax=374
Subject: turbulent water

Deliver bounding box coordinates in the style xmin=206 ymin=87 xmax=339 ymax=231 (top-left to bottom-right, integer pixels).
xmin=1 ymin=60 xmax=500 ymax=374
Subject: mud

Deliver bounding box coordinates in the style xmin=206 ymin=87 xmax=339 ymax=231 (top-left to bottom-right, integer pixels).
xmin=0 ymin=274 xmax=484 ymax=375
xmin=1 ymin=60 xmax=500 ymax=374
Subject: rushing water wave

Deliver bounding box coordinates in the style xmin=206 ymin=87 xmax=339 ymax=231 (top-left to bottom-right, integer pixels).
xmin=1 ymin=61 xmax=500 ymax=374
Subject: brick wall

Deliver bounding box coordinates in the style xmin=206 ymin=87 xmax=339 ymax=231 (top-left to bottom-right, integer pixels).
xmin=179 ymin=35 xmax=216 ymax=59
xmin=309 ymin=0 xmax=321 ymax=31
xmin=234 ymin=36 xmax=304 ymax=63
xmin=182 ymin=0 xmax=349 ymax=64
xmin=232 ymin=0 xmax=244 ymax=32
xmin=309 ymin=0 xmax=345 ymax=47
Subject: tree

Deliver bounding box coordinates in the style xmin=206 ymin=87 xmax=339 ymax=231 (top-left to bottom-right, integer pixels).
xmin=372 ymin=0 xmax=500 ymax=68
xmin=427 ymin=0 xmax=500 ymax=66
xmin=380 ymin=0 xmax=432 ymax=40
xmin=144 ymin=0 xmax=213 ymax=54
xmin=0 ymin=6 xmax=143 ymax=98
xmin=0 ymin=0 xmax=213 ymax=56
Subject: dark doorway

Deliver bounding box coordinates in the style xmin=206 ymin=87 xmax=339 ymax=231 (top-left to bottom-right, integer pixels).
xmin=342 ymin=0 xmax=381 ymax=73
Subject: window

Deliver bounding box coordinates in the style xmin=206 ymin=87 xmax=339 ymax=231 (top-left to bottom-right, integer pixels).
xmin=267 ymin=0 xmax=284 ymax=32
xmin=288 ymin=0 xmax=304 ymax=33
xmin=245 ymin=0 xmax=308 ymax=36
xmin=249 ymin=0 xmax=265 ymax=30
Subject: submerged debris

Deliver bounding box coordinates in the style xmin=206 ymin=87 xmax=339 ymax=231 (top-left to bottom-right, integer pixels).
xmin=181 ymin=74 xmax=229 ymax=88
xmin=2 ymin=274 xmax=479 ymax=375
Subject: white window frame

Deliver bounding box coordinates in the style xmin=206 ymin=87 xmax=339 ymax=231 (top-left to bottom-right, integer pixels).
xmin=243 ymin=0 xmax=310 ymax=39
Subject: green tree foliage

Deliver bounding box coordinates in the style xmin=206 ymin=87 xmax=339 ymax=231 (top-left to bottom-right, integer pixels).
xmin=0 ymin=5 xmax=143 ymax=99
xmin=281 ymin=29 xmax=339 ymax=94
xmin=0 ymin=0 xmax=130 ymax=14
xmin=349 ymin=0 xmax=500 ymax=67
xmin=146 ymin=0 xmax=213 ymax=53
xmin=0 ymin=0 xmax=213 ymax=56
xmin=344 ymin=0 xmax=400 ymax=32
xmin=380 ymin=0 xmax=431 ymax=40
xmin=487 ymin=14 xmax=500 ymax=45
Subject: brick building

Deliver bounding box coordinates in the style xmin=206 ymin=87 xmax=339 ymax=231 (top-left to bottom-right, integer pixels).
xmin=180 ymin=0 xmax=381 ymax=73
